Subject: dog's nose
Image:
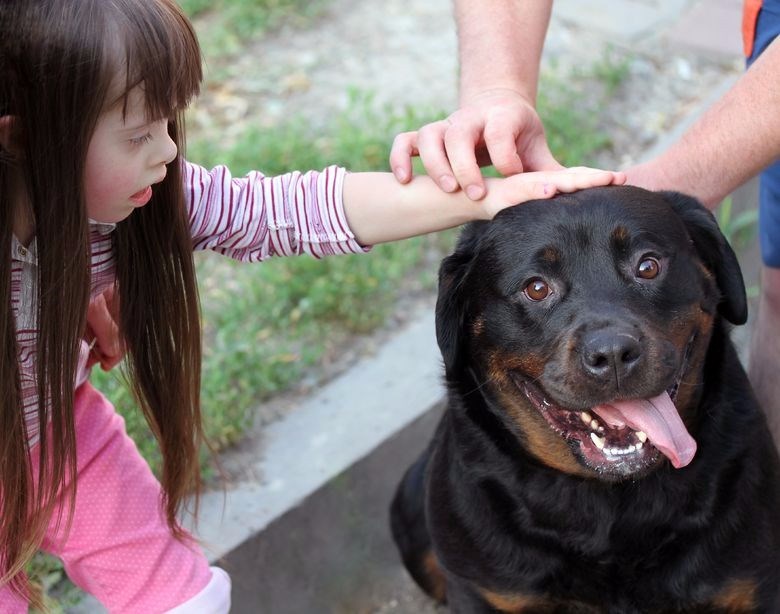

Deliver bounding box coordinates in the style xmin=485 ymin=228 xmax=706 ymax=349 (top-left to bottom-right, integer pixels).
xmin=581 ymin=331 xmax=642 ymax=380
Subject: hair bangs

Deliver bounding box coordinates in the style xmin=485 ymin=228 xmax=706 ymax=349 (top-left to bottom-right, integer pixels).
xmin=113 ymin=0 xmax=202 ymax=122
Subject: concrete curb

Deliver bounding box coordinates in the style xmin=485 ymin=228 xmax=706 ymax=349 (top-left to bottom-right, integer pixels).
xmin=194 ymin=309 xmax=445 ymax=560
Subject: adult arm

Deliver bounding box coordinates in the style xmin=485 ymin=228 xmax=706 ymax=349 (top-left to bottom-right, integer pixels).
xmin=625 ymin=37 xmax=780 ymax=209
xmin=390 ymin=0 xmax=561 ymax=199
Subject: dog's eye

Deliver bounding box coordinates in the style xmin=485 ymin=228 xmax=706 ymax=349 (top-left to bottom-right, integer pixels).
xmin=524 ymin=278 xmax=551 ymax=301
xmin=636 ymin=257 xmax=660 ymax=280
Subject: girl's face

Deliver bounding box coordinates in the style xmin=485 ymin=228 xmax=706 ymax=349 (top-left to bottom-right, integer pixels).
xmin=84 ymin=87 xmax=178 ymax=224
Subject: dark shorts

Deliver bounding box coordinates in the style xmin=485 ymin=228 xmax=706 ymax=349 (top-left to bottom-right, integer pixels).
xmin=746 ymin=0 xmax=780 ymax=267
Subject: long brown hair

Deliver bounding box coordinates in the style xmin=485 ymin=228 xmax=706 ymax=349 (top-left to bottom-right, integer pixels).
xmin=0 ymin=0 xmax=203 ymax=603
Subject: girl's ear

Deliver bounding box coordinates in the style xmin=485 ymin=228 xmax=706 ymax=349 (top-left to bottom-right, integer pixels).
xmin=0 ymin=115 xmax=20 ymax=155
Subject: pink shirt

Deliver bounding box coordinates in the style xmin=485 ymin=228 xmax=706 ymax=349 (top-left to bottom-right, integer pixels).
xmin=13 ymin=162 xmax=367 ymax=446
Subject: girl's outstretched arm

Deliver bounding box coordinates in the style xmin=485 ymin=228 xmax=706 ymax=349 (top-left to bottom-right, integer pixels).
xmin=342 ymin=168 xmax=626 ymax=246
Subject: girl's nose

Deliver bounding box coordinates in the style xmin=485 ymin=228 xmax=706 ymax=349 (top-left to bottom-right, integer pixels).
xmin=160 ymin=128 xmax=178 ymax=166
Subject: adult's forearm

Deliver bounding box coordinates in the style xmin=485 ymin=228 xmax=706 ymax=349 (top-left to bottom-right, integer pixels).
xmin=627 ymin=38 xmax=780 ymax=208
xmin=454 ymin=0 xmax=553 ymax=105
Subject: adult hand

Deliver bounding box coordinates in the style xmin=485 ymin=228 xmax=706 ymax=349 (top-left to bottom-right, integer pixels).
xmin=85 ymin=285 xmax=124 ymax=371
xmin=481 ymin=167 xmax=627 ymax=219
xmin=390 ymin=89 xmax=563 ymax=201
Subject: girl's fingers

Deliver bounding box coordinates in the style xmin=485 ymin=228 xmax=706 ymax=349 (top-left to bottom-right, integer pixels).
xmin=533 ymin=168 xmax=625 ymax=192
xmin=85 ymin=288 xmax=124 ymax=370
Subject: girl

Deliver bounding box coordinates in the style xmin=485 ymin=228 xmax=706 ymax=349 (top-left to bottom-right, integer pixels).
xmin=0 ymin=0 xmax=624 ymax=612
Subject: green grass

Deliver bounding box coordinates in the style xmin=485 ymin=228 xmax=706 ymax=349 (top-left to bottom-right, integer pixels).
xmin=715 ymin=195 xmax=760 ymax=299
xmin=716 ymin=195 xmax=760 ymax=252
xmin=181 ymin=0 xmax=327 ymax=59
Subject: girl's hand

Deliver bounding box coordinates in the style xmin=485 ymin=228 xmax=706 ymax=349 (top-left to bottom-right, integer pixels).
xmin=85 ymin=286 xmax=125 ymax=371
xmin=481 ymin=167 xmax=627 ymax=219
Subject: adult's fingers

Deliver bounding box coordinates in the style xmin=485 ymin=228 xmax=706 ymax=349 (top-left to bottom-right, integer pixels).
xmin=443 ymin=120 xmax=489 ymax=200
xmin=483 ymin=122 xmax=525 ymax=177
xmin=416 ymin=120 xmax=459 ymax=192
xmin=389 ymin=131 xmax=419 ymax=184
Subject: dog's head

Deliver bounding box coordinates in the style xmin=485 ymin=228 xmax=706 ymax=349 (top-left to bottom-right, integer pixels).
xmin=436 ymin=186 xmax=746 ymax=481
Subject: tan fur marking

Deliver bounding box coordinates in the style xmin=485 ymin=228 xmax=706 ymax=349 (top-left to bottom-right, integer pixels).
xmin=487 ymin=350 xmax=546 ymax=383
xmin=510 ymin=399 xmax=592 ymax=477
xmin=486 ymin=350 xmax=592 ymax=477
xmin=540 ymin=247 xmax=560 ymax=264
xmin=480 ymin=589 xmax=541 ymax=612
xmin=710 ymin=578 xmax=758 ymax=611
xmin=472 ymin=315 xmax=486 ymax=336
xmin=670 ymin=306 xmax=714 ymax=421
xmin=611 ymin=225 xmax=630 ymax=244
xmin=421 ymin=550 xmax=447 ymax=603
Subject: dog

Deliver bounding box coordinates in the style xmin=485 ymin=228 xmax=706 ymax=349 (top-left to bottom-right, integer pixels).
xmin=390 ymin=186 xmax=780 ymax=613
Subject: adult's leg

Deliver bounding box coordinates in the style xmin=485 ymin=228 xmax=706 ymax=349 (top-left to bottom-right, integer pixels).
xmin=749 ymin=265 xmax=780 ymax=441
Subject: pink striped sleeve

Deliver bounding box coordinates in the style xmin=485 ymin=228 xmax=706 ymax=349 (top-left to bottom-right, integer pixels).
xmin=183 ymin=160 xmax=369 ymax=261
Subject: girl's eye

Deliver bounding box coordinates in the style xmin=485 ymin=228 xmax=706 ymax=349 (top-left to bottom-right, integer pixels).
xmin=129 ymin=132 xmax=153 ymax=146
xmin=636 ymin=257 xmax=661 ymax=279
xmin=523 ymin=278 xmax=551 ymax=301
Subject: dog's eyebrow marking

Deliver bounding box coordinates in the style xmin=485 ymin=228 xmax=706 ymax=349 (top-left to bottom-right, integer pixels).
xmin=539 ymin=246 xmax=561 ymax=264
xmin=610 ymin=225 xmax=631 ymax=247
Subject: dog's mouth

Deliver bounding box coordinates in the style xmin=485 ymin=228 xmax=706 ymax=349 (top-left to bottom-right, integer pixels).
xmin=510 ymin=342 xmax=697 ymax=478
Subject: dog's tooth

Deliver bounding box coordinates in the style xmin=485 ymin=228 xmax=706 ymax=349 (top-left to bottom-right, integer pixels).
xmin=627 ymin=444 xmax=636 ymax=453
xmin=590 ymin=432 xmax=605 ymax=450
xmin=636 ymin=431 xmax=648 ymax=443
xmin=635 ymin=442 xmax=643 ymax=450
xmin=581 ymin=411 xmax=592 ymax=425
xmin=590 ymin=419 xmax=600 ymax=431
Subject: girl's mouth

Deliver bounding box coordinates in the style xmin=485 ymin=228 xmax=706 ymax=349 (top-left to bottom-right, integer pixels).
xmin=130 ymin=186 xmax=153 ymax=206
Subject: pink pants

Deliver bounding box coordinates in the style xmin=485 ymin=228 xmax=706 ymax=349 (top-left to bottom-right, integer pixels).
xmin=0 ymin=383 xmax=231 ymax=613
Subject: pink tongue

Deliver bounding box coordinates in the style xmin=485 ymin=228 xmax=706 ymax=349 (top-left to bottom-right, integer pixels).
xmin=592 ymin=392 xmax=697 ymax=468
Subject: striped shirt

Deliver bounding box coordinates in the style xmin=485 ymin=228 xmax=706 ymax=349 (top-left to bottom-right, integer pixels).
xmin=13 ymin=161 xmax=367 ymax=446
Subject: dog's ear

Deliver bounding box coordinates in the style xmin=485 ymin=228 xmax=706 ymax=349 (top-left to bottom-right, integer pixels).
xmin=435 ymin=224 xmax=484 ymax=372
xmin=659 ymin=190 xmax=747 ymax=325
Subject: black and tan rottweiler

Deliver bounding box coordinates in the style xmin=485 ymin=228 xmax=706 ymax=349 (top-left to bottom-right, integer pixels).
xmin=390 ymin=187 xmax=780 ymax=613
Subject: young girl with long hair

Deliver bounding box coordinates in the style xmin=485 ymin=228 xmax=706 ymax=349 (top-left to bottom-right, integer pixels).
xmin=0 ymin=0 xmax=623 ymax=611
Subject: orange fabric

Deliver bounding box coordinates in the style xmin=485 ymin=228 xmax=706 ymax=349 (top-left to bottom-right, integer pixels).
xmin=743 ymin=0 xmax=764 ymax=57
